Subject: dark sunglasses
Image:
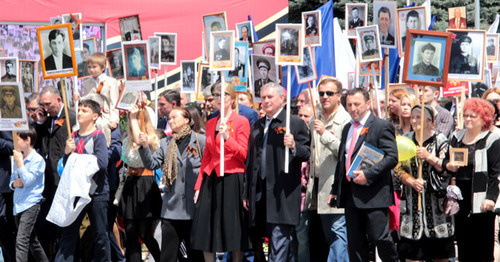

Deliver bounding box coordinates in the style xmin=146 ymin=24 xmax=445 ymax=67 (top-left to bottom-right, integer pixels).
xmin=318 ymin=91 xmax=339 ymax=97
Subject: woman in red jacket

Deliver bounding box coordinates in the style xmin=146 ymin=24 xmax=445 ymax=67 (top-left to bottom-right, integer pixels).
xmin=191 ymin=82 xmax=250 ymax=262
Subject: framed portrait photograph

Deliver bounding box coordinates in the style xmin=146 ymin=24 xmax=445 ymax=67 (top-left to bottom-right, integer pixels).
xmin=37 ymin=23 xmax=77 ymax=79
xmin=450 ymin=147 xmax=468 ymax=166
xmin=19 ymin=60 xmax=37 ymax=94
xmin=197 ymin=63 xmax=221 ymax=98
xmin=76 ymin=37 xmax=97 ymax=78
xmin=209 ymin=30 xmax=235 ymax=71
xmin=345 ymin=3 xmax=367 ymax=38
xmin=121 ymin=41 xmax=151 ymax=91
xmin=276 ymin=24 xmax=303 ymax=66
xmin=50 ymin=17 xmax=63 ymax=25
xmin=148 ymin=36 xmax=160 ymax=69
xmin=356 ymin=25 xmax=382 ymax=63
xmin=116 ymin=85 xmax=139 ymax=111
xmin=0 ymin=57 xmax=19 ymax=83
xmin=203 ymin=12 xmax=228 ymax=61
xmin=106 ymin=48 xmax=124 ymax=80
xmin=373 ymin=1 xmax=397 ymax=49
xmin=225 ymin=41 xmax=249 ymax=92
xmin=252 ymin=54 xmax=278 ymax=99
xmin=486 ymin=33 xmax=499 ymax=62
xmin=403 ymin=30 xmax=452 ymax=87
xmin=154 ymin=32 xmax=177 ymax=65
xmin=397 ymin=6 xmax=428 ymax=57
xmin=62 ymin=13 xmax=82 ymax=51
xmin=294 ymin=46 xmax=317 ymax=84
xmin=302 ymin=10 xmax=322 ymax=47
xmin=253 ymin=39 xmax=275 ymax=56
xmin=359 ymin=60 xmax=382 ymax=76
xmin=119 ymin=15 xmax=142 ymax=41
xmin=448 ymin=6 xmax=467 ymax=29
xmin=447 ymin=29 xmax=486 ymax=82
xmin=181 ymin=60 xmax=197 ymax=93
xmin=236 ymin=21 xmax=254 ymax=49
xmin=0 ymin=83 xmax=28 ymax=131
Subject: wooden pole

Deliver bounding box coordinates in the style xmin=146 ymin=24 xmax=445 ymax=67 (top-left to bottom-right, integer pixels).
xmin=285 ymin=65 xmax=291 ymax=174
xmin=220 ymin=74 xmax=225 ymax=177
xmin=154 ymin=69 xmax=158 ymax=114
xmin=371 ymin=63 xmax=381 ymax=117
xmin=59 ymin=78 xmax=72 ymax=138
xmin=417 ymin=85 xmax=425 ymax=213
xmin=12 ymin=131 xmax=18 ymax=152
xmin=385 ymin=48 xmax=390 ymax=120
xmin=307 ymin=82 xmax=318 ymax=119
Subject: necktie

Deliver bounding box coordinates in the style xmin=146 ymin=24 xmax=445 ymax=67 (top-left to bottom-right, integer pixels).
xmin=346 ymin=122 xmax=360 ymax=178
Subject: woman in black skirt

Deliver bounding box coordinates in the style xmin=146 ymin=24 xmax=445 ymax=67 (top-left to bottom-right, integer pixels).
xmin=120 ymin=105 xmax=162 ymax=262
xmin=191 ymin=83 xmax=251 ymax=262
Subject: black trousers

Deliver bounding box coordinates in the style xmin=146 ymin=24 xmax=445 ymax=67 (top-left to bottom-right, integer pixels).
xmin=124 ymin=218 xmax=160 ymax=262
xmin=345 ymin=207 xmax=398 ymax=262
xmin=161 ymin=219 xmax=203 ymax=262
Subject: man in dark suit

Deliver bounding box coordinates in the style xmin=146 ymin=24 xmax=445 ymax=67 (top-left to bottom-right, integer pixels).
xmin=214 ymin=37 xmax=230 ymax=61
xmin=378 ymin=7 xmax=395 ymax=45
xmin=328 ymin=88 xmax=399 ymax=262
xmin=157 ymin=89 xmax=180 ymax=134
xmin=349 ymin=7 xmax=363 ymax=29
xmin=239 ymin=25 xmax=253 ymax=47
xmin=362 ymin=35 xmax=379 ymax=57
xmin=44 ymin=29 xmax=73 ymax=71
xmin=244 ymin=83 xmax=310 ymax=262
xmin=34 ymin=86 xmax=76 ymax=257
xmin=0 ymin=131 xmax=15 ymax=262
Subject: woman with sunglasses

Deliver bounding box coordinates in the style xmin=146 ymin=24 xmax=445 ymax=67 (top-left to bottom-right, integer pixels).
xmin=191 ymin=83 xmax=251 ymax=262
xmin=443 ymin=98 xmax=500 ymax=261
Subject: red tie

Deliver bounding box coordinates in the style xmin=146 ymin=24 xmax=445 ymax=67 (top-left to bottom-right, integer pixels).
xmin=346 ymin=122 xmax=360 ymax=177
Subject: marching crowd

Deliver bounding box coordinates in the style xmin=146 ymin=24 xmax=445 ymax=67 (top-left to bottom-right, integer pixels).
xmin=1 ymin=51 xmax=500 ymax=262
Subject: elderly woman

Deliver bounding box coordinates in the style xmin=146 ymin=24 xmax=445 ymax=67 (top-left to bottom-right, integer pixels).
xmin=443 ymin=98 xmax=500 ymax=261
xmin=120 ymin=105 xmax=161 ymax=262
xmin=396 ymin=105 xmax=454 ymax=261
xmin=138 ymin=107 xmax=205 ymax=262
xmin=191 ymin=83 xmax=250 ymax=262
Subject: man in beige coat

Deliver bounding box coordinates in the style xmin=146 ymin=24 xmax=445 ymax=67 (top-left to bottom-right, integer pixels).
xmin=305 ymin=77 xmax=351 ymax=261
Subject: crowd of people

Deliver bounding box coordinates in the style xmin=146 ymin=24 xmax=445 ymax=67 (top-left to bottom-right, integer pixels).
xmin=1 ymin=50 xmax=500 ymax=262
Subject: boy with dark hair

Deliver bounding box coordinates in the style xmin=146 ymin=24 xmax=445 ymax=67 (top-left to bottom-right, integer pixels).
xmin=10 ymin=127 xmax=48 ymax=262
xmin=55 ymin=99 xmax=110 ymax=262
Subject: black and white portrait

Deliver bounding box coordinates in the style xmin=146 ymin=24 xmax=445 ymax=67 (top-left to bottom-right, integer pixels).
xmin=119 ymin=15 xmax=142 ymax=41
xmin=38 ymin=25 xmax=76 ymax=77
xmin=373 ymin=1 xmax=397 ymax=49
xmin=50 ymin=17 xmax=62 ymax=25
xmin=117 ymin=88 xmax=139 ymax=111
xmin=397 ymin=7 xmax=427 ymax=55
xmin=209 ymin=31 xmax=234 ymax=71
xmin=181 ymin=61 xmax=196 ymax=93
xmin=0 ymin=84 xmax=22 ymax=119
xmin=227 ymin=45 xmax=246 ymax=78
xmin=448 ymin=30 xmax=486 ymax=81
xmin=20 ymin=60 xmax=36 ymax=94
xmin=276 ymin=24 xmax=303 ymax=65
xmin=107 ymin=49 xmax=124 ymax=79
xmin=486 ymin=34 xmax=499 ymax=62
xmin=62 ymin=13 xmax=82 ymax=51
xmin=357 ymin=25 xmax=382 ymax=63
xmin=0 ymin=58 xmax=18 ymax=83
xmin=280 ymin=28 xmax=299 ymax=56
xmin=412 ymin=42 xmax=441 ymax=76
xmin=155 ymin=33 xmax=176 ymax=65
xmin=303 ymin=10 xmax=322 ymax=46
xmin=295 ymin=46 xmax=317 ymax=84
xmin=345 ymin=4 xmax=367 ymax=38
xmin=149 ymin=36 xmax=160 ymax=69
xmin=252 ymin=54 xmax=277 ymax=98
xmin=198 ymin=64 xmax=221 ymax=94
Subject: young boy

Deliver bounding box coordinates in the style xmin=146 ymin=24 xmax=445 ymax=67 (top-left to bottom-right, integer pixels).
xmin=55 ymin=99 xmax=110 ymax=261
xmin=9 ymin=127 xmax=48 ymax=262
xmin=78 ymin=52 xmax=120 ymax=146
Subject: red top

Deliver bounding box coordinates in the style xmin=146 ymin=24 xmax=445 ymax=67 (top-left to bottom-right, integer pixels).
xmin=194 ymin=111 xmax=250 ymax=190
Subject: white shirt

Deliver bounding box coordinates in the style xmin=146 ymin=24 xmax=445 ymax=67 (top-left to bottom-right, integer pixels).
xmin=264 ymin=108 xmax=283 ymax=134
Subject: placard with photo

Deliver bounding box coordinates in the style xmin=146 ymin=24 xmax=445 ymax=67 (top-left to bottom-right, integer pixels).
xmin=447 ymin=29 xmax=486 ymax=82
xmin=276 ymin=24 xmax=303 ymax=65
xmin=122 ymin=41 xmax=151 ymax=90
xmin=252 ymin=54 xmax=278 ymax=99
xmin=397 ymin=6 xmax=427 ymax=57
xmin=0 ymin=57 xmax=18 ymax=83
xmin=149 ymin=36 xmax=161 ymax=69
xmin=76 ymin=37 xmax=97 ymax=78
xmin=19 ymin=60 xmax=37 ymax=94
xmin=62 ymin=13 xmax=82 ymax=51
xmin=356 ymin=25 xmax=382 ymax=63
xmin=181 ymin=60 xmax=197 ymax=93
xmin=236 ymin=21 xmax=254 ymax=49
xmin=154 ymin=32 xmax=177 ymax=65
xmin=106 ymin=48 xmax=124 ymax=80
xmin=486 ymin=33 xmax=499 ymax=62
xmin=345 ymin=3 xmax=367 ymax=38
xmin=37 ymin=23 xmax=77 ymax=79
xmin=225 ymin=41 xmax=249 ymax=92
xmin=302 ymin=10 xmax=322 ymax=47
xmin=0 ymin=83 xmax=29 ymax=131
xmin=373 ymin=1 xmax=397 ymax=49
xmin=203 ymin=12 xmax=228 ymax=61
xmin=119 ymin=15 xmax=142 ymax=41
xmin=209 ymin=30 xmax=235 ymax=71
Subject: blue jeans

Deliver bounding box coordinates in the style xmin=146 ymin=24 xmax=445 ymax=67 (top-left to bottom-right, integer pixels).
xmin=320 ymin=214 xmax=349 ymax=262
xmin=295 ymin=211 xmax=310 ymax=262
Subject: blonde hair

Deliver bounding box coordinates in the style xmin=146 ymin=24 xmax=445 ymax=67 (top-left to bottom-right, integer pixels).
xmin=128 ymin=108 xmax=159 ymax=152
xmin=399 ymin=93 xmax=417 ymax=130
xmin=87 ymin=52 xmax=107 ymax=69
xmin=214 ymin=82 xmax=239 ymax=113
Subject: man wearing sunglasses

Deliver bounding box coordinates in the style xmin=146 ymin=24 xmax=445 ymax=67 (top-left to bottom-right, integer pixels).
xmin=305 ymin=77 xmax=351 ymax=261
